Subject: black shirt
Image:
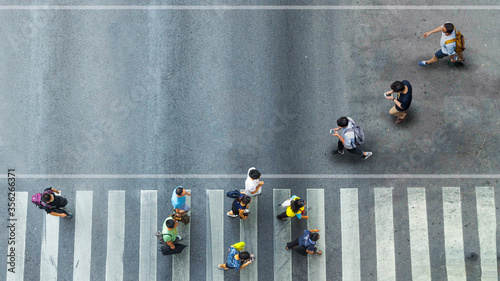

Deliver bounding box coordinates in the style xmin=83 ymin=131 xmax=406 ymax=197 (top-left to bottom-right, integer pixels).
xmin=42 ymin=188 xmax=67 ymax=213
xmin=396 ymin=80 xmax=412 ymax=111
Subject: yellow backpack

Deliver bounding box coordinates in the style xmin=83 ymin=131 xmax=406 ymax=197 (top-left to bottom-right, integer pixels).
xmin=233 ymin=242 xmax=245 ymax=251
xmin=445 ymin=28 xmax=465 ymax=52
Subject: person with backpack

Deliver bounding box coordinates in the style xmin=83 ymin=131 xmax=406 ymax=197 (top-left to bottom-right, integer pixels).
xmin=384 ymin=80 xmax=413 ymax=124
xmin=276 ymin=195 xmax=309 ymax=220
xmin=218 ymin=244 xmax=254 ymax=271
xmin=331 ymin=116 xmax=372 ymax=160
xmin=419 ymin=22 xmax=465 ymax=66
xmin=227 ymin=193 xmax=251 ymax=219
xmin=285 ymin=229 xmax=323 ymax=256
xmin=32 ymin=187 xmax=73 ymax=219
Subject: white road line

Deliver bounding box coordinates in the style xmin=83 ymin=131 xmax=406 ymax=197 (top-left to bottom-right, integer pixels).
xmin=240 ymin=192 xmax=258 ymax=281
xmin=40 ymin=212 xmax=60 ymax=281
xmin=307 ymin=189 xmax=326 ymax=281
xmin=407 ymin=188 xmax=431 ymax=281
xmin=11 ymin=174 xmax=500 ymax=179
xmin=0 ymin=5 xmax=499 ymax=10
xmin=173 ymin=189 xmax=191 ymax=281
xmin=206 ymin=190 xmax=224 ymax=281
xmin=341 ymin=188 xmax=360 ymax=281
xmin=73 ymin=191 xmax=93 ymax=281
xmin=273 ymin=189 xmax=291 ymax=281
xmin=139 ymin=190 xmax=157 ymax=281
xmin=106 ymin=191 xmax=125 ymax=281
xmin=6 ymin=192 xmax=27 ymax=281
xmin=374 ymin=188 xmax=396 ymax=281
xmin=475 ymin=187 xmax=498 ymax=281
xmin=442 ymin=187 xmax=466 ymax=281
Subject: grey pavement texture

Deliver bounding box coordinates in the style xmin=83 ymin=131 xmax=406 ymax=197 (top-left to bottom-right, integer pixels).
xmin=0 ymin=7 xmax=499 ymax=175
xmin=0 ymin=2 xmax=499 ymax=281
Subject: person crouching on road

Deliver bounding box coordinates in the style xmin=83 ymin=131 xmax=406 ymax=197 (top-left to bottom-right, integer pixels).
xmin=218 ymin=245 xmax=254 ymax=271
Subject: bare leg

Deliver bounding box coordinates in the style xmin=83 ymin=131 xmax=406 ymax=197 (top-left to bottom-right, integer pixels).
xmin=427 ymin=55 xmax=439 ymax=65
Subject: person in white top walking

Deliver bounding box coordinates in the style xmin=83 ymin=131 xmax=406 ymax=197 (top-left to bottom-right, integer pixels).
xmin=419 ymin=22 xmax=465 ymax=66
xmin=244 ymin=167 xmax=264 ymax=196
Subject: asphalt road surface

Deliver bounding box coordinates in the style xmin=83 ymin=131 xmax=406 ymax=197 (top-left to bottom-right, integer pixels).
xmin=0 ymin=2 xmax=499 ymax=281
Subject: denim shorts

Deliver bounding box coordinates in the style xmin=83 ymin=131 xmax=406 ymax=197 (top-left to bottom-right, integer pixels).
xmin=435 ymin=49 xmax=449 ymax=59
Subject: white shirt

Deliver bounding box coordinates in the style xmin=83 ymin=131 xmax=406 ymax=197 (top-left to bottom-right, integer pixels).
xmin=440 ymin=25 xmax=456 ymax=55
xmin=245 ymin=167 xmax=261 ymax=196
xmin=340 ymin=117 xmax=356 ymax=149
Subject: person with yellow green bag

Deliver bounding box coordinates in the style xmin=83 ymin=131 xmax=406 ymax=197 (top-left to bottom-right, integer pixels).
xmin=217 ymin=242 xmax=255 ymax=272
xmin=276 ymin=195 xmax=309 ymax=220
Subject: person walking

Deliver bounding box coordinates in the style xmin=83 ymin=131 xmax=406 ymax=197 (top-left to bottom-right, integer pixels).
xmin=331 ymin=117 xmax=372 ymax=160
xmin=419 ymin=22 xmax=465 ymax=66
xmin=160 ymin=216 xmax=183 ymax=249
xmin=244 ymin=167 xmax=264 ymax=197
xmin=218 ymin=244 xmax=254 ymax=271
xmin=32 ymin=187 xmax=73 ymax=219
xmin=285 ymin=229 xmax=323 ymax=256
xmin=172 ymin=186 xmax=191 ymax=215
xmin=227 ymin=193 xmax=251 ymax=219
xmin=384 ymin=80 xmax=413 ymax=124
xmin=277 ymin=195 xmax=309 ymax=220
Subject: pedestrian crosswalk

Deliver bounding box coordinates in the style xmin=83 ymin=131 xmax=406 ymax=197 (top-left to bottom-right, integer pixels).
xmin=4 ymin=186 xmax=499 ymax=280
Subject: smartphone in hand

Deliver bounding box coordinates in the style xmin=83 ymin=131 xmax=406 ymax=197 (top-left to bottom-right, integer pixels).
xmin=330 ymin=129 xmax=335 ymax=134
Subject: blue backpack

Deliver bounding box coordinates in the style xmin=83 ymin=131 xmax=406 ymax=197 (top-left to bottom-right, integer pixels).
xmin=226 ymin=190 xmax=240 ymax=199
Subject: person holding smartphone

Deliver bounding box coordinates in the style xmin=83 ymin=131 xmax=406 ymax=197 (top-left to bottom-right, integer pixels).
xmin=331 ymin=116 xmax=372 ymax=160
xmin=384 ymin=80 xmax=412 ymax=124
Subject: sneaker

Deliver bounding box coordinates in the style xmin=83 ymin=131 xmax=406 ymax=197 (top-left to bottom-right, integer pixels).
xmin=418 ymin=60 xmax=428 ymax=66
xmin=331 ymin=149 xmax=344 ymax=155
xmin=362 ymin=152 xmax=373 ymax=160
xmin=66 ymin=213 xmax=73 ymax=219
xmin=177 ymin=236 xmax=183 ymax=242
xmin=227 ymin=211 xmax=238 ymax=218
xmin=244 ymin=209 xmax=250 ymax=214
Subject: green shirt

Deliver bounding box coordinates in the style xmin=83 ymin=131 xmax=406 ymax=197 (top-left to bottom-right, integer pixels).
xmin=162 ymin=216 xmax=177 ymax=242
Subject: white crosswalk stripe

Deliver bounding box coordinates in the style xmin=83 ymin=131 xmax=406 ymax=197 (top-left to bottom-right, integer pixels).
xmin=39 ymin=212 xmax=59 ymax=281
xmin=6 ymin=186 xmax=499 ymax=280
xmin=73 ymin=191 xmax=93 ymax=281
xmin=341 ymin=188 xmax=361 ymax=281
xmin=106 ymin=190 xmax=125 ymax=281
xmin=374 ymin=188 xmax=396 ymax=281
xmin=475 ymin=187 xmax=498 ymax=281
xmin=172 ymin=189 xmax=191 ymax=281
xmin=307 ymin=189 xmax=326 ymax=281
xmin=206 ymin=190 xmax=224 ymax=281
xmin=273 ymin=189 xmax=292 ymax=281
xmin=407 ymin=188 xmax=431 ymax=281
xmin=240 ymin=192 xmax=258 ymax=281
xmin=6 ymin=192 xmax=28 ymax=281
xmin=442 ymin=187 xmax=466 ymax=281
xmin=139 ymin=190 xmax=157 ymax=281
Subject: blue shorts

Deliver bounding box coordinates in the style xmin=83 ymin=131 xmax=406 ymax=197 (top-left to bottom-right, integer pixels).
xmin=175 ymin=204 xmax=190 ymax=212
xmin=435 ymin=49 xmax=449 ymax=59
